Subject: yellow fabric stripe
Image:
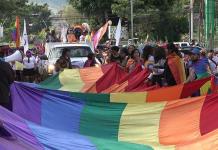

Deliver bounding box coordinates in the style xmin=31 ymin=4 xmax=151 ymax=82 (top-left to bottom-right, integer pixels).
xmin=118 ymin=103 xmax=175 ymax=150
xmin=200 ymin=81 xmax=211 ymax=95
xmin=110 ymin=92 xmax=147 ymax=103
xmin=59 ymin=69 xmax=84 ymax=92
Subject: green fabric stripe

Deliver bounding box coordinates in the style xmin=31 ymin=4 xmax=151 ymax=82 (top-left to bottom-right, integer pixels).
xmin=70 ymin=92 xmax=110 ymax=103
xmin=80 ymin=102 xmax=126 ymax=140
xmin=39 ymin=74 xmax=62 ymax=90
xmin=88 ymin=136 xmax=153 ymax=150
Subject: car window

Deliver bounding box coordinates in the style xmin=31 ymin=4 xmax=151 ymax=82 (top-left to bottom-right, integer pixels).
xmin=181 ymin=43 xmax=188 ymax=47
xmin=49 ymin=46 xmax=92 ymax=59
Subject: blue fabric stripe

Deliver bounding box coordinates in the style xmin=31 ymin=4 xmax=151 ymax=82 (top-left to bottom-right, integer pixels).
xmin=41 ymin=90 xmax=85 ymax=133
xmin=26 ymin=121 xmax=97 ymax=150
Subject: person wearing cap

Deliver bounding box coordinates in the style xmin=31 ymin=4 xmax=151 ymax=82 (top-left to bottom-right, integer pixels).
xmin=163 ymin=43 xmax=186 ymax=86
xmin=185 ymin=47 xmax=211 ymax=83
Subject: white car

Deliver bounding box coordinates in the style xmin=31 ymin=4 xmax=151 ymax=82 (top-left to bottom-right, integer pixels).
xmin=47 ymin=43 xmax=97 ymax=74
xmin=174 ymin=42 xmax=190 ymax=49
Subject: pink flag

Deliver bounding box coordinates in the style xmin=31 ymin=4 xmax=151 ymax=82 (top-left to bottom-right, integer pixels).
xmin=92 ymin=22 xmax=109 ymax=49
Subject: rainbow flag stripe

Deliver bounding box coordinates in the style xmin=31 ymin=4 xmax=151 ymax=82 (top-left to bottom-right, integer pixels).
xmin=40 ymin=64 xmax=211 ymax=101
xmin=3 ymin=82 xmax=218 ymax=150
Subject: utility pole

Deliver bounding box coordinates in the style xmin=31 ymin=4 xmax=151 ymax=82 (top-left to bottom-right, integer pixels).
xmin=130 ymin=0 xmax=134 ymax=41
xmin=198 ymin=0 xmax=203 ymax=43
xmin=190 ymin=0 xmax=194 ymax=42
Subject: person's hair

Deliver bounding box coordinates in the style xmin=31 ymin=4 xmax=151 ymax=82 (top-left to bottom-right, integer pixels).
xmin=62 ymin=48 xmax=70 ymax=57
xmin=87 ymin=53 xmax=95 ymax=59
xmin=128 ymin=45 xmax=135 ymax=49
xmin=200 ymin=49 xmax=207 ymax=57
xmin=131 ymin=49 xmax=140 ymax=59
xmin=142 ymin=45 xmax=154 ymax=61
xmin=120 ymin=47 xmax=128 ymax=56
xmin=111 ymin=46 xmax=120 ymax=52
xmin=167 ymin=43 xmax=182 ymax=58
xmin=154 ymin=47 xmax=166 ymax=63
xmin=209 ymin=50 xmax=214 ymax=53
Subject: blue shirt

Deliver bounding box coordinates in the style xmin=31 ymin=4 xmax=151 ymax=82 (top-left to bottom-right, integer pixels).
xmin=191 ymin=57 xmax=209 ymax=75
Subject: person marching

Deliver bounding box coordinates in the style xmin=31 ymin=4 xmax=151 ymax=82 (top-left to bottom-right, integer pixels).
xmin=23 ymin=50 xmax=36 ymax=82
xmin=163 ymin=43 xmax=186 ymax=86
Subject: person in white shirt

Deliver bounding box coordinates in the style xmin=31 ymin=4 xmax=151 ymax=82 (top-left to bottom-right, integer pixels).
xmin=23 ymin=50 xmax=36 ymax=82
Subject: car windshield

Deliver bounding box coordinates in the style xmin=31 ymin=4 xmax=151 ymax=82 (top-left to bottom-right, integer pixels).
xmin=49 ymin=46 xmax=92 ymax=59
xmin=181 ymin=43 xmax=188 ymax=47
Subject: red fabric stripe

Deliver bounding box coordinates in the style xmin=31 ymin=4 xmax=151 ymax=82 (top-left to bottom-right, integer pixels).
xmin=180 ymin=77 xmax=210 ymax=98
xmin=95 ymin=63 xmax=127 ymax=92
xmin=101 ymin=63 xmax=115 ymax=73
xmin=125 ymin=69 xmax=152 ymax=92
xmin=200 ymin=94 xmax=218 ymax=135
xmin=117 ymin=65 xmax=143 ymax=84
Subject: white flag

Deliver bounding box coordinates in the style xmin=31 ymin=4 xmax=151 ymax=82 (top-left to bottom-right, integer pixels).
xmin=61 ymin=25 xmax=67 ymax=43
xmin=0 ymin=24 xmax=3 ymax=38
xmin=22 ymin=19 xmax=29 ymax=53
xmin=115 ymin=18 xmax=122 ymax=46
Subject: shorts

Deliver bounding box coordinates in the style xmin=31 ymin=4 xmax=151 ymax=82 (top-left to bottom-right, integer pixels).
xmin=23 ymin=68 xmax=35 ymax=76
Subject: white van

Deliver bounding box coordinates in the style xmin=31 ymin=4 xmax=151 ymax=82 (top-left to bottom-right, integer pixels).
xmin=47 ymin=43 xmax=97 ymax=74
xmin=174 ymin=42 xmax=190 ymax=49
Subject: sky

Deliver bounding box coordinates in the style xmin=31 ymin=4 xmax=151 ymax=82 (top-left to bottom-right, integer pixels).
xmin=29 ymin=0 xmax=68 ymax=13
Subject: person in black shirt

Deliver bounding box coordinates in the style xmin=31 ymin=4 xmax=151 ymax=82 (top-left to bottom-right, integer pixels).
xmin=0 ymin=51 xmax=14 ymax=110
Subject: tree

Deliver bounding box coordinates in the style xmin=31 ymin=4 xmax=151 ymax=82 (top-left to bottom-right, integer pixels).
xmin=0 ymin=0 xmax=51 ymax=43
xmin=69 ymin=0 xmax=189 ymax=41
xmin=111 ymin=0 xmax=189 ymax=41
xmin=69 ymin=0 xmax=114 ymax=22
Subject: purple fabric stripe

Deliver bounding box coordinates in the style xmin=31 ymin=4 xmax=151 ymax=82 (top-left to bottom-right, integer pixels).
xmin=0 ymin=106 xmax=44 ymax=150
xmin=11 ymin=82 xmax=43 ymax=124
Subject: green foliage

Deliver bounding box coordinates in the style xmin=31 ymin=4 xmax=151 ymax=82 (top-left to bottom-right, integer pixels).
xmin=69 ymin=0 xmax=189 ymax=41
xmin=0 ymin=0 xmax=51 ymax=43
xmin=69 ymin=0 xmax=114 ymax=19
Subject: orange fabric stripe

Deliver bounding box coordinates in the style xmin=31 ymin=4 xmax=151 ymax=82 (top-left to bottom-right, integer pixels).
xmin=167 ymin=54 xmax=186 ymax=84
xmin=110 ymin=81 xmax=128 ymax=93
xmin=79 ymin=67 xmax=103 ymax=92
xmin=101 ymin=84 xmax=120 ymax=93
xmin=79 ymin=67 xmax=103 ymax=83
xmin=175 ymin=128 xmax=218 ymax=149
xmin=146 ymin=84 xmax=184 ymax=102
xmin=159 ymin=96 xmax=206 ymax=145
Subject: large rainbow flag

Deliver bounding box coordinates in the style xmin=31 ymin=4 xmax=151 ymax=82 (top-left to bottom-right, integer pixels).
xmin=1 ymin=82 xmax=218 ymax=149
xmin=40 ymin=64 xmax=211 ymax=100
